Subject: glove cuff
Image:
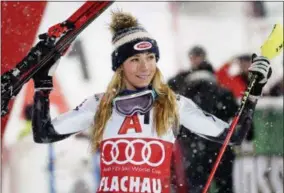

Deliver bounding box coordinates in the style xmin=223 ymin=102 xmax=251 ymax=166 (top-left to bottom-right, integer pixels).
xmin=34 ymin=76 xmax=53 ymax=90
xmin=248 ymin=94 xmax=260 ymax=103
xmin=250 ymin=82 xmax=265 ymax=96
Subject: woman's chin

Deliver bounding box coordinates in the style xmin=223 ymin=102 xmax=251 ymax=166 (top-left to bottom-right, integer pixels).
xmin=133 ymin=82 xmax=151 ymax=88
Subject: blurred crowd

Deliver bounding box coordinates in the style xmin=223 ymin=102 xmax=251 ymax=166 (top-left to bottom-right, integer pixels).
xmin=168 ymin=45 xmax=283 ymax=193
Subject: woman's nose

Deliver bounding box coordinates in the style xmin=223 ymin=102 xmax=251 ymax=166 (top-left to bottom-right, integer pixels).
xmin=139 ymin=59 xmax=149 ymax=70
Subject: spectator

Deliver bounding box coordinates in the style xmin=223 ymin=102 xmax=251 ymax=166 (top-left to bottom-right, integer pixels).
xmin=168 ymin=46 xmax=239 ymax=193
xmin=216 ymin=54 xmax=252 ymax=98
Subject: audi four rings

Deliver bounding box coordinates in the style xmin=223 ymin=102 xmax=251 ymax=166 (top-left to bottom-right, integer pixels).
xmin=102 ymin=139 xmax=166 ymax=167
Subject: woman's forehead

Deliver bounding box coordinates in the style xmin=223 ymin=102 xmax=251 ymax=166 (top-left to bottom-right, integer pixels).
xmin=132 ymin=52 xmax=154 ymax=57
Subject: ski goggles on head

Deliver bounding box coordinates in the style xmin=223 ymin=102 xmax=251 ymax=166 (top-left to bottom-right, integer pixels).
xmin=113 ymin=90 xmax=157 ymax=116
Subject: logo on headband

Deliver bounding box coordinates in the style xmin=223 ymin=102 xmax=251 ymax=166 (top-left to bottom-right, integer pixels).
xmin=134 ymin=41 xmax=152 ymax=51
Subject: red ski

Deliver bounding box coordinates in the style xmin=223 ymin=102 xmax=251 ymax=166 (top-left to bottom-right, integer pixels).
xmin=1 ymin=1 xmax=114 ymax=116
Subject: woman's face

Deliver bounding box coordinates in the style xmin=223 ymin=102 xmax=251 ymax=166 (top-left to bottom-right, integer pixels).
xmin=122 ymin=52 xmax=157 ymax=90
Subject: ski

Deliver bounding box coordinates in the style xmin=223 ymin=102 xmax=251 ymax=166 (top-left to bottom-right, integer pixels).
xmin=1 ymin=1 xmax=114 ymax=117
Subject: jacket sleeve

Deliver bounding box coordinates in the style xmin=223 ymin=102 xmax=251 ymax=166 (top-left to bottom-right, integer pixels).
xmin=178 ymin=95 xmax=256 ymax=145
xmin=32 ymin=90 xmax=100 ymax=143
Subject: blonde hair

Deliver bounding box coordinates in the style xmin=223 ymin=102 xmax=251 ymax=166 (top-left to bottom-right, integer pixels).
xmin=91 ymin=68 xmax=179 ymax=152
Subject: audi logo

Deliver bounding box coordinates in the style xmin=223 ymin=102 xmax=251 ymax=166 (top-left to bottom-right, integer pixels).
xmin=101 ymin=139 xmax=165 ymax=167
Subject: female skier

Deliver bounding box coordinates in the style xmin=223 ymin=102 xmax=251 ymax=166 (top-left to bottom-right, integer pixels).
xmin=32 ymin=11 xmax=272 ymax=193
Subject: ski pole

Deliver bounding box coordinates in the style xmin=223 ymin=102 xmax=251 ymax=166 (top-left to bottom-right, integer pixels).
xmin=202 ymin=23 xmax=283 ymax=193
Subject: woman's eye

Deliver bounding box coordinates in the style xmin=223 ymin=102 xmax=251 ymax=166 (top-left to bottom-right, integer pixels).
xmin=131 ymin=58 xmax=139 ymax=62
xmin=148 ymin=55 xmax=155 ymax=60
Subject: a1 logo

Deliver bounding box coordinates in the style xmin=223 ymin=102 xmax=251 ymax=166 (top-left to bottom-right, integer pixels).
xmin=118 ymin=114 xmax=142 ymax=135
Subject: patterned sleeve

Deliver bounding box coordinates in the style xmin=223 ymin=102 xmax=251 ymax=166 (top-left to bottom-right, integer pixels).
xmin=178 ymin=95 xmax=229 ymax=137
xmin=178 ymin=94 xmax=256 ymax=145
xmin=32 ymin=90 xmax=102 ymax=143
